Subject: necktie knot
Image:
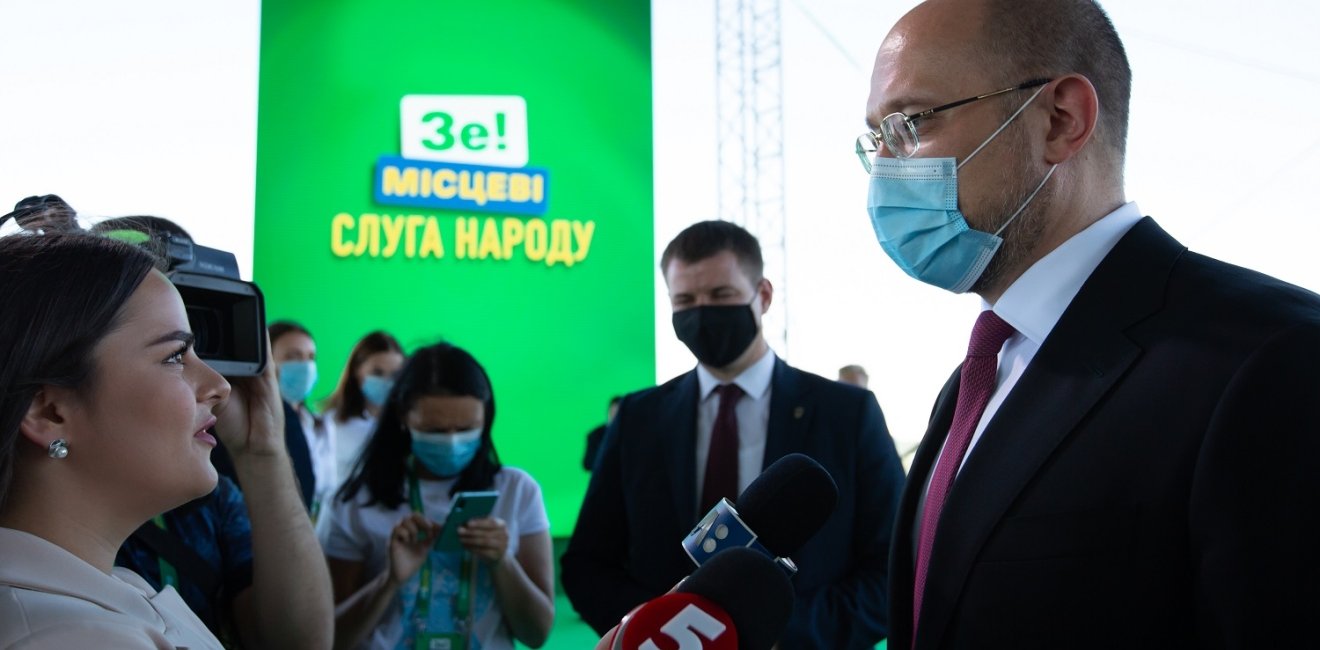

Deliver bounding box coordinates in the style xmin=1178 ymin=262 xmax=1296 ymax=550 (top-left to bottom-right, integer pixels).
xmin=716 ymin=383 xmax=745 ymax=403
xmin=967 ymin=310 xmax=1016 ymax=357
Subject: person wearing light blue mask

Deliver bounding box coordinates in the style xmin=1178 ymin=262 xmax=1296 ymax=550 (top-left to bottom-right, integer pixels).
xmin=324 ymin=331 xmax=405 ymax=488
xmin=321 ymin=342 xmax=554 ymax=650
xmin=860 ymin=1 xmax=1320 ymax=648
xmin=863 ymin=79 xmax=1057 ymax=294
xmin=270 ymin=320 xmax=335 ymax=521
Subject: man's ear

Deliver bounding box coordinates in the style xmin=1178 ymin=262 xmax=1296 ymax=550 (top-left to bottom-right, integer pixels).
xmin=757 ymin=278 xmax=774 ymax=314
xmin=1042 ymin=73 xmax=1100 ymax=165
xmin=18 ymin=386 xmax=72 ymax=451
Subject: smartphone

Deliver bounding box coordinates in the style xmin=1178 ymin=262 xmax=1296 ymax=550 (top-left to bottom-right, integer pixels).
xmin=436 ymin=491 xmax=499 ymax=552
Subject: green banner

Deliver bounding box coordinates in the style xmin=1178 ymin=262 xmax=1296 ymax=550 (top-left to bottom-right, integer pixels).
xmin=254 ymin=0 xmax=655 ymax=535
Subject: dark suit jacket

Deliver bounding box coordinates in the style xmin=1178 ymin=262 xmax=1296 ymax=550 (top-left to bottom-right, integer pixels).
xmin=890 ymin=218 xmax=1320 ymax=649
xmin=563 ymin=357 xmax=906 ymax=649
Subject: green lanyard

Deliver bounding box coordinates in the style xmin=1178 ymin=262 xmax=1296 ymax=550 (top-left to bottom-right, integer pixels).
xmin=151 ymin=515 xmax=179 ymax=590
xmin=407 ymin=457 xmax=472 ymax=639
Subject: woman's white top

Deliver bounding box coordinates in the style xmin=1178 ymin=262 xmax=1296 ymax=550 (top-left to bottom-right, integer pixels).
xmin=320 ymin=467 xmax=549 ymax=650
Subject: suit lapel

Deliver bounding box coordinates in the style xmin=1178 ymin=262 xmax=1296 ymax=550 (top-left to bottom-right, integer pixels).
xmin=916 ymin=218 xmax=1186 ymax=650
xmin=890 ymin=365 xmax=961 ymax=646
xmin=664 ymin=371 xmax=702 ymax=526
xmin=763 ymin=358 xmax=812 ymax=469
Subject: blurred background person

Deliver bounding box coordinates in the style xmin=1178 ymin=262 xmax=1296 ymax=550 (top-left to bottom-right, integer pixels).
xmin=581 ymin=395 xmax=622 ymax=472
xmin=323 ymin=331 xmax=406 ymax=490
xmin=837 ymin=364 xmax=870 ymax=389
xmin=270 ymin=320 xmax=334 ymax=519
xmin=322 ymin=342 xmax=554 ymax=650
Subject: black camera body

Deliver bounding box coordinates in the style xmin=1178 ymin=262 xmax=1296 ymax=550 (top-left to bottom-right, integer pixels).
xmin=162 ymin=236 xmax=267 ymax=377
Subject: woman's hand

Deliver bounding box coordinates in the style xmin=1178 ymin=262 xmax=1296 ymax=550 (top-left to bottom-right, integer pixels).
xmin=388 ymin=513 xmax=440 ymax=586
xmin=214 ymin=343 xmax=285 ymax=457
xmin=458 ymin=517 xmax=510 ymax=565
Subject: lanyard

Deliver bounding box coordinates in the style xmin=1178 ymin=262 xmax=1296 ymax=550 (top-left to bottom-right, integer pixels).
xmin=151 ymin=515 xmax=179 ymax=590
xmin=406 ymin=456 xmax=472 ymax=635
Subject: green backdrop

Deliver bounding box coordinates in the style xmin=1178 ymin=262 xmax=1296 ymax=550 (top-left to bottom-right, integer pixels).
xmin=254 ymin=0 xmax=655 ymax=536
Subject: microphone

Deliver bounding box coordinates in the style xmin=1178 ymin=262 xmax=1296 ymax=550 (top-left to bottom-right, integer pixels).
xmin=596 ymin=547 xmax=794 ymax=650
xmin=682 ymin=453 xmax=838 ymax=570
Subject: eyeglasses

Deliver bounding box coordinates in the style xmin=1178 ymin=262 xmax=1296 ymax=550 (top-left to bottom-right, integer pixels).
xmin=856 ymin=78 xmax=1052 ymax=171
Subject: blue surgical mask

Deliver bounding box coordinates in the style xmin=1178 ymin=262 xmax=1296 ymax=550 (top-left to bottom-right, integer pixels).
xmin=866 ymin=85 xmax=1056 ymax=293
xmin=360 ymin=375 xmax=393 ymax=408
xmin=278 ymin=360 xmax=318 ymax=404
xmin=410 ymin=428 xmax=483 ymax=477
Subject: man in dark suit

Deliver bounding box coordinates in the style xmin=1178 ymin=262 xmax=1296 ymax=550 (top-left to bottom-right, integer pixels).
xmin=562 ymin=220 xmax=906 ymax=648
xmin=862 ymin=1 xmax=1320 ymax=648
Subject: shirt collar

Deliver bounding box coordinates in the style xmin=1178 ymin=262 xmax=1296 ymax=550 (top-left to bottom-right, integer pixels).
xmin=696 ymin=347 xmax=776 ymax=402
xmin=990 ymin=202 xmax=1144 ymax=344
xmin=0 ymin=527 xmax=158 ymax=619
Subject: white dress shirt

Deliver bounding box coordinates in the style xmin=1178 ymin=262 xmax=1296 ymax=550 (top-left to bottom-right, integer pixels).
xmin=694 ymin=347 xmax=776 ymax=500
xmin=935 ymin=202 xmax=1145 ymax=478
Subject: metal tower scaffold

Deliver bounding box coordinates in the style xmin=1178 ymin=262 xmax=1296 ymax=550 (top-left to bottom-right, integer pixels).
xmin=715 ymin=0 xmax=788 ymax=355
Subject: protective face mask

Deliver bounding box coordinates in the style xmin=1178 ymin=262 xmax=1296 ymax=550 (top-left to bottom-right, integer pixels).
xmin=360 ymin=375 xmax=393 ymax=408
xmin=410 ymin=428 xmax=483 ymax=477
xmin=866 ymin=85 xmax=1057 ymax=293
xmin=278 ymin=360 xmax=318 ymax=404
xmin=672 ymin=300 xmax=759 ymax=368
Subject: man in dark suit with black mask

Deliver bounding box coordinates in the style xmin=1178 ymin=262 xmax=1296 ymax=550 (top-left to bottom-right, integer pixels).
xmin=562 ymin=220 xmax=906 ymax=649
xmin=861 ymin=1 xmax=1320 ymax=647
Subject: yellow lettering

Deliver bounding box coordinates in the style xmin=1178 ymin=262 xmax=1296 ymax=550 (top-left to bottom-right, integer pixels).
xmin=487 ymin=172 xmax=508 ymax=202
xmin=421 ymin=217 xmax=445 ymax=258
xmin=532 ymin=173 xmax=545 ymax=203
xmin=546 ymin=219 xmax=575 ymax=267
xmin=524 ymin=218 xmax=547 ymax=261
xmin=572 ymin=220 xmax=595 ymax=262
xmin=381 ymin=215 xmax=406 ymax=258
xmin=420 ymin=168 xmax=433 ymax=198
xmin=435 ymin=170 xmax=458 ymax=199
xmin=455 ymin=217 xmax=479 ymax=259
xmin=509 ymin=173 xmax=531 ymax=202
xmin=405 ymin=215 xmax=426 ymax=258
xmin=458 ymin=171 xmax=488 ymax=206
xmin=331 ymin=213 xmax=356 ymax=257
xmin=354 ymin=214 xmax=380 ymax=256
xmin=382 ymin=166 xmax=419 ymax=197
xmin=478 ymin=217 xmax=503 ymax=259
xmin=501 ymin=218 xmax=524 ymax=259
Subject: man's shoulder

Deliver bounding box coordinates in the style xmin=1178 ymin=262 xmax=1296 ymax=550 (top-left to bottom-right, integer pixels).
xmin=619 ymin=369 xmax=697 ymax=410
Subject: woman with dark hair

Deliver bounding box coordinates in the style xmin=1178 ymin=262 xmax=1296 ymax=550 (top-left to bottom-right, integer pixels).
xmin=322 ymin=343 xmax=554 ymax=650
xmin=0 ymin=230 xmax=250 ymax=647
xmin=323 ymin=331 xmax=405 ymax=488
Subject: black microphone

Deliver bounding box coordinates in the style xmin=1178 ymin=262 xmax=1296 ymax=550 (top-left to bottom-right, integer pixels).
xmin=682 ymin=453 xmax=839 ymax=569
xmin=596 ymin=547 xmax=794 ymax=650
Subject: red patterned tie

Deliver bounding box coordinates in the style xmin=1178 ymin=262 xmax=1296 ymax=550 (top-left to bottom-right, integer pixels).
xmin=700 ymin=383 xmax=745 ymax=514
xmin=912 ymin=310 xmax=1016 ymax=642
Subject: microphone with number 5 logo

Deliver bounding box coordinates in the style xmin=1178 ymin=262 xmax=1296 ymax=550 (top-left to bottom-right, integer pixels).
xmin=594 ymin=547 xmax=794 ymax=650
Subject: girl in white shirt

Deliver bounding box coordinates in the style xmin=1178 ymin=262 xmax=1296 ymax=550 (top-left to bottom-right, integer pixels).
xmin=323 ymin=330 xmax=405 ymax=487
xmin=322 ymin=342 xmax=554 ymax=650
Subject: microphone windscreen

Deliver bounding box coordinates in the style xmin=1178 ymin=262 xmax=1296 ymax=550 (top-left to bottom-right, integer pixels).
xmin=615 ymin=592 xmax=738 ymax=650
xmin=677 ymin=547 xmax=794 ymax=650
xmin=735 ymin=453 xmax=838 ymax=559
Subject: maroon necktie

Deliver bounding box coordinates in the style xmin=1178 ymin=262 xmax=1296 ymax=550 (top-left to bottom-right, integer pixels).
xmin=700 ymin=383 xmax=745 ymax=514
xmin=912 ymin=310 xmax=1016 ymax=642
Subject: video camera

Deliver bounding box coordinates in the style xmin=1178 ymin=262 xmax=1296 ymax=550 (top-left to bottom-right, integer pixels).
xmin=1 ymin=197 xmax=267 ymax=376
xmin=157 ymin=235 xmax=268 ymax=377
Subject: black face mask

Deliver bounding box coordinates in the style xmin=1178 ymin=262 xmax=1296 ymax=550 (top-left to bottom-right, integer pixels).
xmin=672 ymin=301 xmax=759 ymax=368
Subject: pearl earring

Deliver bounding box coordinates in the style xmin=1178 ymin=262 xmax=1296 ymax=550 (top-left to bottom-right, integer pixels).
xmin=47 ymin=439 xmax=69 ymax=459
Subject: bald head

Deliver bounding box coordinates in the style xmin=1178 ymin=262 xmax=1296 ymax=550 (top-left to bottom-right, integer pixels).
xmin=877 ymin=0 xmax=1130 ymax=169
